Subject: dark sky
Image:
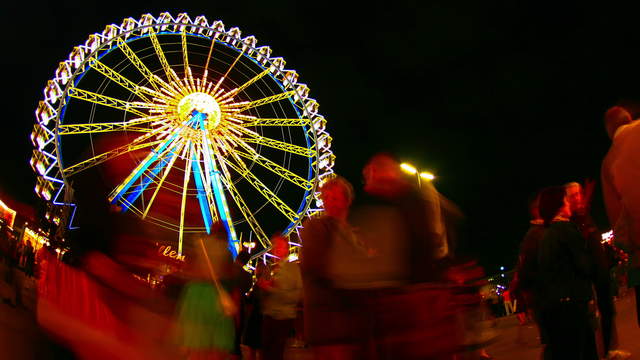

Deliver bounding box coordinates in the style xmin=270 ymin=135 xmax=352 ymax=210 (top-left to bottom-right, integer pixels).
xmin=2 ymin=1 xmax=639 ymax=272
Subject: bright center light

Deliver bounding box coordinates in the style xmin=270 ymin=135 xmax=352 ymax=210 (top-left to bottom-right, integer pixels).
xmin=177 ymin=92 xmax=221 ymax=129
xmin=400 ymin=163 xmax=417 ymax=175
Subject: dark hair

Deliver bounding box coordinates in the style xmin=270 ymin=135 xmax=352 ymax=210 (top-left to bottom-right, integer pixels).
xmin=538 ymin=186 xmax=567 ymax=226
xmin=604 ymin=106 xmax=633 ymax=139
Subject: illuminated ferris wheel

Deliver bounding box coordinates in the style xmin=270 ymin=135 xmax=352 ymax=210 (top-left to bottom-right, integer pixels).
xmin=30 ymin=12 xmax=334 ymax=257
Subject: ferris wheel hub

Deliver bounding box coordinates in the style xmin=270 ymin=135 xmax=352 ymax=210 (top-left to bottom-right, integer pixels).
xmin=177 ymin=92 xmax=221 ymax=129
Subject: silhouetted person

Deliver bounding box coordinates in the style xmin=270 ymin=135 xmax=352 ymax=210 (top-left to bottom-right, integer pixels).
xmin=566 ymin=181 xmax=630 ymax=359
xmin=535 ymin=186 xmax=598 ymax=360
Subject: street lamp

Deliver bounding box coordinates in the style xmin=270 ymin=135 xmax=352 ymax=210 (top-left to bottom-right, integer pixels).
xmin=400 ymin=162 xmax=435 ymax=188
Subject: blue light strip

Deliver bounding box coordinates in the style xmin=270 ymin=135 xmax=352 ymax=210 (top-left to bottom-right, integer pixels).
xmin=191 ymin=148 xmax=213 ymax=234
xmin=121 ymin=148 xmax=176 ymax=211
xmin=204 ymin=145 xmax=239 ymax=259
xmin=110 ymin=132 xmax=179 ymax=204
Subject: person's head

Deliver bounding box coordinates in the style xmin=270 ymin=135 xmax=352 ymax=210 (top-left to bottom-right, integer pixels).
xmin=564 ymin=182 xmax=584 ymax=214
xmin=362 ymin=152 xmax=410 ymax=195
xmin=538 ymin=186 xmax=571 ymax=225
xmin=270 ymin=233 xmax=289 ymax=261
xmin=319 ymin=175 xmax=353 ymax=218
xmin=604 ymin=106 xmax=633 ymax=139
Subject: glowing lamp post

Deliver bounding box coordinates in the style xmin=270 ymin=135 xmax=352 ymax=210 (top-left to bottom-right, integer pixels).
xmin=400 ymin=162 xmax=435 ymax=188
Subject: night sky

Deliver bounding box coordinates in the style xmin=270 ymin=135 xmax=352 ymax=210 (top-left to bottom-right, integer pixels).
xmin=2 ymin=1 xmax=639 ymax=273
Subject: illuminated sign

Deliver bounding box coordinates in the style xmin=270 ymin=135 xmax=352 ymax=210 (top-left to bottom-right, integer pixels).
xmin=158 ymin=245 xmax=186 ymax=262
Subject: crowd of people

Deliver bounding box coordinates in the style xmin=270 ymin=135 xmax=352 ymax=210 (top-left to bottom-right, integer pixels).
xmin=2 ymin=103 xmax=640 ymax=360
xmin=507 ymin=103 xmax=640 ymax=360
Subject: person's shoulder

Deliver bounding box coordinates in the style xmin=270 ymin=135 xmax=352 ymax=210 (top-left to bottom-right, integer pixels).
xmin=551 ymin=221 xmax=583 ymax=238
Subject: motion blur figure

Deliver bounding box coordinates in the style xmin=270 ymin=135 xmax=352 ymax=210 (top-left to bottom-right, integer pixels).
xmin=258 ymin=234 xmax=302 ymax=360
xmin=349 ymin=153 xmax=463 ymax=359
xmin=299 ymin=176 xmax=367 ymax=360
xmin=174 ymin=231 xmax=238 ymax=360
xmin=37 ymin=167 xmax=179 ymax=360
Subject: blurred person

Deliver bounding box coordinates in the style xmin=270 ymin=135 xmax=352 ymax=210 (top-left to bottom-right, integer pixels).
xmin=349 ymin=153 xmax=463 ymax=359
xmin=174 ymin=230 xmax=238 ymax=360
xmin=602 ymin=104 xmax=640 ymax=332
xmin=258 ymin=234 xmax=303 ymax=360
xmin=299 ymin=175 xmax=368 ymax=360
xmin=36 ymin=170 xmax=179 ymax=360
xmin=15 ymin=240 xmax=24 ymax=269
xmin=534 ymin=186 xmax=598 ymax=360
xmin=24 ymin=240 xmax=35 ymax=277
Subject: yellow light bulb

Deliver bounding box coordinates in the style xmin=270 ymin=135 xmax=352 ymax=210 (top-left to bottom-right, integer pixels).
xmin=400 ymin=163 xmax=417 ymax=175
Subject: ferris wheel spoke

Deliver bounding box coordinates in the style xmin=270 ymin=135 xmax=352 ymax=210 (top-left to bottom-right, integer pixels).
xmin=230 ymin=91 xmax=295 ymax=113
xmin=240 ymin=117 xmax=311 ymax=127
xmin=141 ymin=142 xmax=184 ymax=219
xmin=201 ymin=34 xmax=216 ymax=84
xmin=180 ymin=31 xmax=198 ymax=93
xmin=87 ymin=58 xmax=164 ymax=103
xmin=232 ymin=126 xmax=315 ymax=157
xmin=119 ymin=145 xmax=180 ymax=212
xmin=68 ymin=87 xmax=160 ymax=118
xmin=116 ymin=37 xmax=171 ymax=93
xmin=199 ymin=140 xmax=239 ymax=256
xmin=149 ymin=27 xmax=182 ymax=85
xmin=234 ymin=147 xmax=312 ymax=190
xmin=198 ymin=142 xmax=222 ymax=224
xmin=221 ymin=151 xmax=299 ymax=223
xmin=190 ymin=144 xmax=216 ymax=234
xmin=109 ymin=128 xmax=185 ymax=204
xmin=57 ymin=115 xmax=169 ymax=135
xmin=213 ymin=150 xmax=270 ymax=248
xmin=181 ymin=30 xmax=190 ymax=77
xmin=219 ymin=68 xmax=271 ymax=101
xmin=177 ymin=145 xmax=193 ymax=255
xmin=62 ymin=134 xmax=162 ymax=176
xmin=212 ymin=47 xmax=246 ymax=94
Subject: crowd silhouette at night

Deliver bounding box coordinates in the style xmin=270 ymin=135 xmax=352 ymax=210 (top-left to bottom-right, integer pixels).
xmin=2 ymin=104 xmax=640 ymax=360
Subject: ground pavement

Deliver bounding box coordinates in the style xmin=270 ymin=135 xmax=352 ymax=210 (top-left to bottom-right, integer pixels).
xmin=1 ymin=262 xmax=639 ymax=360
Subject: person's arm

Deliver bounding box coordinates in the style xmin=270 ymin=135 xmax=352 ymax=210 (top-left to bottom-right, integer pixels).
xmin=602 ymin=158 xmax=622 ymax=228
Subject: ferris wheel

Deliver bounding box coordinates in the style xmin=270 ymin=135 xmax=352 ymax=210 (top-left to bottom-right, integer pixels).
xmin=30 ymin=12 xmax=334 ymax=257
